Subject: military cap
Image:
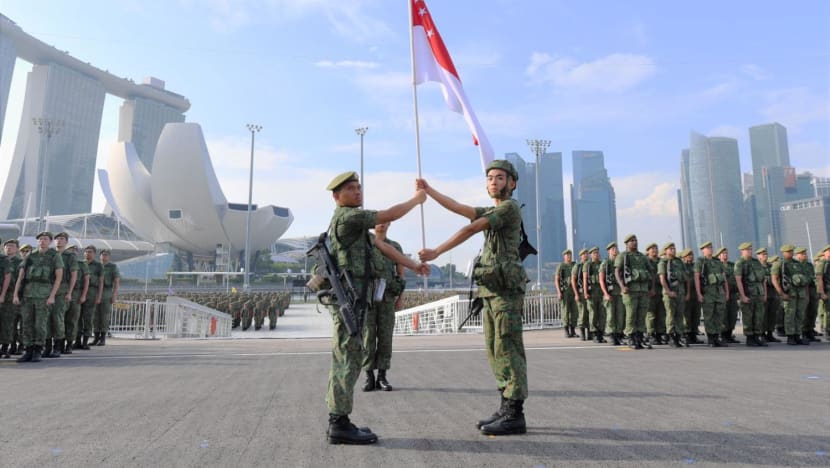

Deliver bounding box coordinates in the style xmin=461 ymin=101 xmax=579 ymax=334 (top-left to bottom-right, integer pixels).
xmin=794 ymin=247 xmax=807 ymax=254
xmin=562 ymin=249 xmax=572 ymax=256
xmin=769 ymin=255 xmax=779 ymax=263
xmin=84 ymin=245 xmax=97 ymax=252
xmin=588 ymin=246 xmax=599 ymax=253
xmin=715 ymin=247 xmax=727 ymax=257
xmin=3 ymin=238 xmax=18 ymax=246
xmin=679 ymin=248 xmax=692 ymax=258
xmin=779 ymin=244 xmax=794 ymax=253
xmin=36 ymin=231 xmax=53 ymax=240
xmin=662 ymin=242 xmax=675 ymax=252
xmin=20 ymin=243 xmax=32 ymax=251
xmin=645 ymin=242 xmax=658 ymax=251
xmin=485 ymin=159 xmax=519 ymax=181
xmin=755 ymin=247 xmax=767 ymax=255
xmin=606 ymin=242 xmax=617 ymax=251
xmin=699 ymin=241 xmax=712 ymax=250
xmin=578 ymin=248 xmax=588 ymax=256
xmin=738 ymin=242 xmax=752 ymax=251
xmin=821 ymin=244 xmax=830 ymax=253
xmin=54 ymin=232 xmax=69 ymax=240
xmin=623 ymin=234 xmax=637 ymax=243
xmin=326 ymin=171 xmax=359 ymax=191
xmin=100 ymin=248 xmax=112 ymax=255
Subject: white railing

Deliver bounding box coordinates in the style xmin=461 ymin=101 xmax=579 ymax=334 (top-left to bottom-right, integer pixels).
xmin=111 ymin=297 xmax=232 ymax=339
xmin=393 ymin=294 xmax=562 ymax=336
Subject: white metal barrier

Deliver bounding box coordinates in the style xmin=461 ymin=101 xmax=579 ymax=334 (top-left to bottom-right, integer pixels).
xmin=111 ymin=297 xmax=232 ymax=339
xmin=393 ymin=294 xmax=562 ymax=336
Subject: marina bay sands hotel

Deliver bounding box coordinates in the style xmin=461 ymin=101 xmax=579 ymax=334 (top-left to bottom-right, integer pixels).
xmin=0 ymin=13 xmax=190 ymax=220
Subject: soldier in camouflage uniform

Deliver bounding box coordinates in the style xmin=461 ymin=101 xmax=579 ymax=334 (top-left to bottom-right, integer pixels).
xmin=658 ymin=242 xmax=689 ymax=348
xmin=268 ymin=294 xmax=279 ymax=330
xmin=65 ymin=245 xmax=89 ymax=352
xmin=583 ymin=247 xmax=606 ymax=343
xmin=81 ymin=246 xmax=103 ymax=349
xmin=816 ymin=245 xmax=830 ymax=338
xmin=0 ymin=239 xmax=12 ymax=358
xmin=13 ymin=232 xmax=64 ymax=363
xmin=319 ymin=170 xmax=426 ymax=444
xmin=681 ymin=249 xmax=702 ymax=343
xmin=4 ymin=240 xmax=24 ymax=355
xmin=645 ymin=242 xmax=667 ymax=345
xmin=801 ymin=251 xmax=821 ymax=342
xmin=694 ymin=242 xmax=729 ymax=347
xmin=554 ymin=249 xmax=576 ymax=338
xmin=419 ymin=159 xmax=529 ymax=436
xmin=718 ymin=247 xmax=741 ymax=344
xmin=44 ymin=232 xmax=77 ymax=357
xmin=734 ymin=242 xmax=768 ymax=347
xmin=241 ymin=295 xmax=253 ymax=330
xmin=572 ymin=248 xmax=590 ymax=341
xmin=615 ymin=234 xmax=654 ymax=350
xmin=772 ymin=245 xmax=810 ymax=345
xmin=94 ymin=249 xmax=120 ymax=346
xmin=757 ymin=249 xmax=782 ymax=343
xmin=601 ymin=242 xmax=624 ymax=345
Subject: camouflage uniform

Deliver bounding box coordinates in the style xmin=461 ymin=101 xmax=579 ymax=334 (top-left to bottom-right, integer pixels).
xmin=362 ymin=237 xmax=404 ymax=374
xmin=82 ymin=258 xmax=103 ymax=341
xmin=772 ymin=250 xmax=809 ymax=341
xmin=616 ymin=237 xmax=652 ymax=348
xmin=658 ymin=247 xmax=687 ymax=346
xmin=19 ymin=247 xmax=64 ymax=348
xmin=0 ymin=253 xmax=12 ymax=352
xmin=694 ymin=247 xmax=727 ymax=343
xmin=734 ymin=252 xmax=767 ymax=344
xmin=645 ymin=248 xmax=667 ymax=343
xmin=97 ymin=260 xmax=120 ymax=335
xmin=66 ymin=253 xmax=88 ymax=348
xmin=761 ymin=253 xmax=782 ymax=339
xmin=571 ymin=250 xmax=589 ymax=340
xmin=816 ymin=252 xmax=829 ymax=337
xmin=584 ymin=250 xmax=605 ymax=342
xmin=601 ymin=246 xmax=624 ymax=343
xmin=683 ymin=255 xmax=701 ymax=339
xmin=802 ymin=258 xmax=820 ymax=340
xmin=554 ymin=255 xmax=576 ymax=337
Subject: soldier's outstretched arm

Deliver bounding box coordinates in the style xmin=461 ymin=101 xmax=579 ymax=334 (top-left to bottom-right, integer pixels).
xmin=376 ymin=189 xmax=427 ymax=224
xmin=416 ymin=178 xmax=476 ymax=221
xmin=373 ymin=240 xmax=430 ymax=276
xmin=419 ymin=217 xmax=488 ymax=261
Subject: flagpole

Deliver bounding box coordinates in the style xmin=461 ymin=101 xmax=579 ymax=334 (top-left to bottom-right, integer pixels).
xmin=409 ymin=0 xmax=428 ymax=289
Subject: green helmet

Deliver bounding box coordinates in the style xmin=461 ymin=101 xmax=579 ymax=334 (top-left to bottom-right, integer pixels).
xmin=485 ymin=160 xmax=518 ymax=181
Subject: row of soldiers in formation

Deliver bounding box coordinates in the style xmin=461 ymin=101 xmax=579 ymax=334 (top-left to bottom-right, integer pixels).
xmin=554 ymin=235 xmax=830 ymax=349
xmin=0 ymin=231 xmax=121 ymax=363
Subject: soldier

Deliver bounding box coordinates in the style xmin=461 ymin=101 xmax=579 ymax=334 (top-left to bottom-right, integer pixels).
xmin=757 ymin=249 xmax=782 ymax=343
xmin=43 ymin=232 xmax=77 ymax=358
xmin=362 ymin=222 xmax=407 ymax=392
xmin=583 ymin=247 xmax=606 ymax=343
xmin=771 ymin=245 xmax=809 ymax=345
xmin=554 ymin=249 xmax=577 ymax=338
xmin=9 ymin=242 xmax=27 ymax=354
xmin=82 ymin=246 xmax=103 ymax=349
xmin=572 ymin=248 xmax=590 ymax=341
xmin=94 ymin=249 xmax=120 ymax=346
xmin=615 ymin=234 xmax=654 ymax=350
xmin=681 ymin=249 xmax=702 ymax=343
xmin=718 ymin=247 xmax=741 ymax=344
xmin=268 ymin=293 xmax=279 ymax=330
xmin=693 ymin=242 xmax=729 ymax=347
xmin=13 ymin=231 xmax=64 ymax=363
xmin=601 ymin=242 xmax=624 ymax=345
xmin=734 ymin=242 xmax=768 ymax=347
xmin=66 ymin=244 xmax=89 ymax=352
xmin=241 ymin=295 xmax=253 ymax=331
xmin=659 ymin=242 xmax=689 ymax=348
xmin=816 ymin=245 xmax=830 ymax=338
xmin=802 ymin=250 xmax=821 ymax=342
xmin=320 ymin=170 xmax=426 ymax=444
xmin=419 ymin=160 xmax=529 ymax=436
xmin=0 ymin=239 xmax=11 ymax=358
xmin=645 ymin=242 xmax=667 ymax=345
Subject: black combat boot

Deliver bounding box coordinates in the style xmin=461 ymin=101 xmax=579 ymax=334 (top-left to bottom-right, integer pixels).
xmin=362 ymin=370 xmax=375 ymax=392
xmin=480 ymin=399 xmax=526 ymax=436
xmin=765 ymin=331 xmax=781 ymax=343
xmin=31 ymin=345 xmax=43 ymax=362
xmin=797 ymin=335 xmax=810 ymax=346
xmin=0 ymin=344 xmax=9 ymax=358
xmin=9 ymin=341 xmax=18 ymax=355
xmin=81 ymin=336 xmax=91 ymax=350
xmin=669 ymin=332 xmax=681 ymax=348
xmin=97 ymin=334 xmax=106 ymax=346
xmin=580 ymin=327 xmax=587 ymax=341
xmin=376 ymin=370 xmax=392 ymax=391
xmin=16 ymin=346 xmax=33 ymax=362
xmin=775 ymin=327 xmax=786 ymax=337
xmin=716 ymin=333 xmax=728 ymax=347
xmin=49 ymin=339 xmax=62 ymax=358
xmin=327 ymin=414 xmax=378 ymax=445
xmin=787 ymin=335 xmax=798 ymax=345
xmin=43 ymin=339 xmax=53 ymax=358
xmin=649 ymin=333 xmax=660 ymax=346
xmin=477 ymin=393 xmax=508 ymax=429
xmin=632 ymin=333 xmax=643 ymax=350
xmin=570 ymin=326 xmax=578 ymax=338
xmin=756 ymin=335 xmax=768 ymax=347
xmin=746 ymin=335 xmax=759 ymax=347
xmin=61 ymin=338 xmax=72 ymax=354
xmin=90 ymin=333 xmax=101 ymax=346
xmin=564 ymin=327 xmax=571 ymax=338
xmin=641 ymin=332 xmax=652 ymax=349
xmin=72 ymin=336 xmax=83 ymax=350
xmin=612 ymin=333 xmax=622 ymax=346
xmin=807 ymin=330 xmax=821 ymax=342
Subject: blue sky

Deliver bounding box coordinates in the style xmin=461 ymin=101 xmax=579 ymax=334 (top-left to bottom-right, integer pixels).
xmin=1 ymin=0 xmax=828 ymax=269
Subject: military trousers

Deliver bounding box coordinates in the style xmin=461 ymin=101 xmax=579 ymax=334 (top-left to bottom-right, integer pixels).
xmin=482 ymin=294 xmax=528 ymax=401
xmin=663 ymin=290 xmax=686 ymax=335
xmin=586 ymin=290 xmax=605 ymax=334
xmin=559 ymin=291 xmax=577 ymax=327
xmin=80 ymin=289 xmax=98 ymax=337
xmin=646 ymin=293 xmax=666 ymax=335
xmin=362 ymin=298 xmax=396 ymax=371
xmin=326 ymin=303 xmax=366 ymax=416
xmin=700 ymin=290 xmax=725 ymax=335
xmin=819 ymin=297 xmax=829 ymax=333
xmin=765 ymin=292 xmax=780 ymax=333
xmin=254 ymin=307 xmax=265 ymax=329
xmin=576 ymin=297 xmax=589 ymax=330
xmin=21 ymin=297 xmax=51 ymax=347
xmin=723 ymin=296 xmax=739 ymax=335
xmin=241 ymin=307 xmax=253 ymax=330
xmin=782 ymin=290 xmax=807 ymax=336
xmin=803 ymin=291 xmax=819 ymax=334
xmin=0 ymin=302 xmax=18 ymax=344
xmin=741 ymin=294 xmax=766 ymax=336
xmin=685 ymin=297 xmax=701 ymax=333
xmin=623 ymin=290 xmax=649 ymax=335
xmin=267 ymin=306 xmax=278 ymax=329
xmin=604 ymin=293 xmax=625 ymax=334
xmin=65 ymin=294 xmax=83 ymax=343
xmin=47 ymin=290 xmax=68 ymax=340
xmin=95 ymin=289 xmax=114 ymax=333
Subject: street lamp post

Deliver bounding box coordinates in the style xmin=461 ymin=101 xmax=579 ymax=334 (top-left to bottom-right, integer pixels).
xmin=527 ymin=139 xmax=550 ymax=322
xmin=244 ymin=123 xmax=262 ymax=291
xmin=355 ymin=127 xmax=367 ymax=205
xmin=32 ymin=118 xmax=64 ymax=233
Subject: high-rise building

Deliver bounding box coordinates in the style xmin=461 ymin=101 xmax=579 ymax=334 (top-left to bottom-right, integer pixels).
xmin=118 ymin=82 xmax=186 ymax=171
xmin=686 ymin=132 xmax=745 ymax=251
xmin=679 ymin=148 xmax=696 ymax=250
xmin=814 ymin=177 xmax=830 ymax=198
xmin=0 ymin=33 xmax=15 ymax=145
xmin=779 ymin=197 xmax=830 ymax=255
xmin=572 ymin=150 xmax=617 ymax=251
xmin=749 ymin=122 xmax=791 ymax=248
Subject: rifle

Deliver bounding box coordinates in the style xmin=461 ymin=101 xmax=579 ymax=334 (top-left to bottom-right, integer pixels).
xmin=458 ymin=254 xmax=483 ymax=331
xmin=305 ymin=232 xmax=363 ymax=338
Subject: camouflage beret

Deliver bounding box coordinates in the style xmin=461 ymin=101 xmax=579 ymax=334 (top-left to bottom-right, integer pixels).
xmin=715 ymin=247 xmax=727 ymax=257
xmin=699 ymin=241 xmax=712 ymax=250
xmin=737 ymin=242 xmax=752 ymax=250
xmin=561 ymin=249 xmax=572 ymax=256
xmin=54 ymin=232 xmax=69 ymax=240
xmin=36 ymin=231 xmax=53 ymax=240
xmin=624 ymin=234 xmax=637 ymax=243
xmin=779 ymin=244 xmax=794 ymax=253
xmin=645 ymin=243 xmax=658 ymax=251
xmin=755 ymin=247 xmax=767 ymax=255
xmin=326 ymin=171 xmax=359 ymax=191
xmin=794 ymin=247 xmax=807 ymax=255
xmin=578 ymin=248 xmax=588 ymax=256
xmin=768 ymin=255 xmax=779 ymax=263
xmin=589 ymin=246 xmax=599 ymax=253
xmin=678 ymin=248 xmax=692 ymax=258
xmin=3 ymin=238 xmax=18 ymax=246
xmin=486 ymin=160 xmax=519 ymax=181
xmin=662 ymin=242 xmax=675 ymax=252
xmin=84 ymin=245 xmax=97 ymax=252
xmin=606 ymin=242 xmax=617 ymax=251
xmin=821 ymin=244 xmax=830 ymax=253
xmin=100 ymin=248 xmax=112 ymax=255
xmin=20 ymin=243 xmax=32 ymax=251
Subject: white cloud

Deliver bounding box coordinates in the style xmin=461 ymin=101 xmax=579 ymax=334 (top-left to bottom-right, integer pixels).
xmin=526 ymin=52 xmax=657 ymax=92
xmin=741 ymin=64 xmax=769 ymax=81
xmin=314 ymin=60 xmax=380 ymax=69
xmin=612 ymin=173 xmax=681 ymax=244
xmin=759 ymin=87 xmax=830 ymax=132
xmin=206 ymin=135 xmax=291 ymax=171
xmin=619 ymin=182 xmax=679 ymax=217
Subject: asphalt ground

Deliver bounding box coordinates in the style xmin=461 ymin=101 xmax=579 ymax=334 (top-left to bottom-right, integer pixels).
xmin=2 ymin=327 xmax=829 ymax=467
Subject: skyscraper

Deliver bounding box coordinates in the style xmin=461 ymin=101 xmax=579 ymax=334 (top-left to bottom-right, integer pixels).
xmin=749 ymin=122 xmax=790 ymax=249
xmin=0 ymin=33 xmax=15 ymax=145
xmin=679 ymin=148 xmax=696 ymax=250
xmin=118 ymin=81 xmax=186 ymax=171
xmin=572 ymin=150 xmax=617 ymax=251
xmin=686 ymin=132 xmax=745 ymax=251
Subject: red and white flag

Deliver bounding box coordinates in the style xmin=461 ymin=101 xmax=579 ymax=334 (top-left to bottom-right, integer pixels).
xmin=411 ymin=0 xmax=494 ymax=170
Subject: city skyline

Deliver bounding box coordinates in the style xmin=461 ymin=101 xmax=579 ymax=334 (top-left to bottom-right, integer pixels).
xmin=0 ymin=2 xmax=827 ymax=271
